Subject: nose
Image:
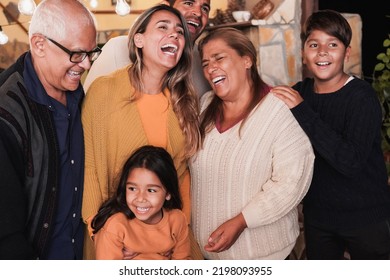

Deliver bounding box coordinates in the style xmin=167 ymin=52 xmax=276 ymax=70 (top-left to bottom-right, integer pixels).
xmin=206 ymin=63 xmax=217 ymax=75
xmin=135 ymin=190 xmax=147 ymax=202
xmin=169 ymin=31 xmax=178 ymax=40
xmin=191 ymin=3 xmax=201 ymax=17
xmin=318 ymin=51 xmax=328 ymax=57
xmin=317 ymin=46 xmax=329 ymax=57
xmin=78 ymin=56 xmax=92 ymax=70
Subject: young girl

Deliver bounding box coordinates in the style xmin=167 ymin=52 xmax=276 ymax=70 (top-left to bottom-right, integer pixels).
xmin=91 ymin=145 xmax=191 ymax=260
xmin=81 ymin=3 xmax=202 ymax=260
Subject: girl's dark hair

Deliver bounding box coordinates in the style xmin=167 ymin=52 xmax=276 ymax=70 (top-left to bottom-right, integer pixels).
xmin=301 ymin=9 xmax=352 ymax=47
xmin=197 ymin=27 xmax=270 ymax=139
xmin=91 ymin=145 xmax=182 ymax=234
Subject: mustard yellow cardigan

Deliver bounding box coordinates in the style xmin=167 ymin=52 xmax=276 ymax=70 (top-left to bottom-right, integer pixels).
xmin=81 ymin=66 xmax=189 ymax=228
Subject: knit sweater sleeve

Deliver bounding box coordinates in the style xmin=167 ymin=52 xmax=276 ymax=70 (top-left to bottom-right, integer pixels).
xmin=242 ymin=96 xmax=315 ymax=228
xmin=81 ymin=77 xmax=111 ymax=225
xmin=291 ymin=78 xmax=383 ymax=177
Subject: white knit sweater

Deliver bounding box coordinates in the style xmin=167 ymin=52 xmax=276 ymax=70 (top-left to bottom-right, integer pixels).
xmin=190 ymin=92 xmax=315 ymax=259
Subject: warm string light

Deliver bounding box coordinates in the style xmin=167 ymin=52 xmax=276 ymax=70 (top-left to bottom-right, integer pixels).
xmin=89 ymin=0 xmax=98 ymax=9
xmin=18 ymin=0 xmax=36 ymax=16
xmin=0 ymin=1 xmax=36 ymax=45
xmin=1 ymin=0 xmax=132 ymax=45
xmin=0 ymin=26 xmax=9 ymax=45
xmin=115 ymin=0 xmax=131 ymax=16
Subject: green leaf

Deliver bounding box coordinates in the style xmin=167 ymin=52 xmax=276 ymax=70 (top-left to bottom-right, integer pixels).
xmin=377 ymin=53 xmax=387 ymax=61
xmin=375 ymin=63 xmax=385 ymax=71
xmin=382 ymin=70 xmax=390 ymax=79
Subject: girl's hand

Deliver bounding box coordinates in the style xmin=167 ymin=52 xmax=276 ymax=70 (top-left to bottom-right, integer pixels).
xmin=272 ymin=85 xmax=303 ymax=109
xmin=122 ymin=247 xmax=139 ymax=260
xmin=204 ymin=213 xmax=247 ymax=253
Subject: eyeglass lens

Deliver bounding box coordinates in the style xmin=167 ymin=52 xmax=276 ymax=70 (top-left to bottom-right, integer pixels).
xmin=70 ymin=50 xmax=101 ymax=63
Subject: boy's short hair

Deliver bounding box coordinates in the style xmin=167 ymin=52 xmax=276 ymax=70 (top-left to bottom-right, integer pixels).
xmin=301 ymin=9 xmax=352 ymax=47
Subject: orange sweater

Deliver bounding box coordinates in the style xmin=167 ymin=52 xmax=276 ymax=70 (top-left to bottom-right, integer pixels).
xmin=82 ymin=66 xmax=190 ymax=229
xmin=94 ymin=209 xmax=190 ymax=260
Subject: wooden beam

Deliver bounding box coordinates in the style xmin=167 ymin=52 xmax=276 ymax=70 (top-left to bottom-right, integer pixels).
xmin=0 ymin=2 xmax=28 ymax=34
xmin=0 ymin=5 xmax=145 ymax=33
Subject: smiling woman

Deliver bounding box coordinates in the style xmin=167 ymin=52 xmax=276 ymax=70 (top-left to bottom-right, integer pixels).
xmin=81 ymin=4 xmax=202 ymax=260
xmin=190 ymin=27 xmax=315 ymax=260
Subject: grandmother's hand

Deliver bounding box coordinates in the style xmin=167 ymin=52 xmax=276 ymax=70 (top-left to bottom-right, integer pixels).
xmin=204 ymin=213 xmax=247 ymax=253
xmin=272 ymin=85 xmax=303 ymax=109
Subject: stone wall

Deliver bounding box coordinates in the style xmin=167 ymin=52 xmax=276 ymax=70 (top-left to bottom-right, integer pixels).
xmin=241 ymin=0 xmax=362 ymax=86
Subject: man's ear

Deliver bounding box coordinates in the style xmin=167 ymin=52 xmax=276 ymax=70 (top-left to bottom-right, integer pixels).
xmin=134 ymin=33 xmax=144 ymax=48
xmin=344 ymin=45 xmax=351 ymax=63
xmin=30 ymin=34 xmax=46 ymax=58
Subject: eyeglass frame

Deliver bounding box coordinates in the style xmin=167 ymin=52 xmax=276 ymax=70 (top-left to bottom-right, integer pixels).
xmin=45 ymin=37 xmax=102 ymax=63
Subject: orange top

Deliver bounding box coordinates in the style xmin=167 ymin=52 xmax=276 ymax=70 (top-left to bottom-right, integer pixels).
xmin=94 ymin=209 xmax=190 ymax=260
xmin=82 ymin=67 xmax=191 ymax=225
xmin=137 ymin=92 xmax=191 ymax=220
xmin=137 ymin=92 xmax=168 ymax=147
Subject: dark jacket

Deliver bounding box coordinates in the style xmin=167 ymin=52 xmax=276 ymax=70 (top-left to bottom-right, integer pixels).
xmin=0 ymin=53 xmax=61 ymax=259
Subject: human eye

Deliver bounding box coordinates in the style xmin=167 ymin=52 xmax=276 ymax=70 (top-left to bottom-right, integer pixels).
xmin=183 ymin=1 xmax=194 ymax=7
xmin=329 ymin=42 xmax=338 ymax=48
xmin=308 ymin=43 xmax=318 ymax=48
xmin=216 ymin=54 xmax=224 ymax=61
xmin=177 ymin=27 xmax=184 ymax=36
xmin=71 ymin=52 xmax=85 ymax=62
xmin=158 ymin=23 xmax=168 ymax=31
xmin=148 ymin=188 xmax=157 ymax=193
xmin=127 ymin=185 xmax=136 ymax=192
xmin=202 ymin=5 xmax=210 ymax=14
xmin=201 ymin=61 xmax=209 ymax=68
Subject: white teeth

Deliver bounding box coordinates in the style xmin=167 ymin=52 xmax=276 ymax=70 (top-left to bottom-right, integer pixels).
xmin=161 ymin=44 xmax=178 ymax=54
xmin=187 ymin=20 xmax=199 ymax=27
xmin=316 ymin=62 xmax=330 ymax=66
xmin=212 ymin=76 xmax=225 ymax=84
xmin=137 ymin=207 xmax=149 ymax=212
xmin=69 ymin=70 xmax=81 ymax=76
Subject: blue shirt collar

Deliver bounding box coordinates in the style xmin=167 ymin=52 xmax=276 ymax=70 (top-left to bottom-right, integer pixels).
xmin=23 ymin=51 xmax=84 ymax=108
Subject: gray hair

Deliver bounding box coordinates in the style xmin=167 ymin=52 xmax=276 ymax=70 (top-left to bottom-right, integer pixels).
xmin=29 ymin=0 xmax=96 ymax=41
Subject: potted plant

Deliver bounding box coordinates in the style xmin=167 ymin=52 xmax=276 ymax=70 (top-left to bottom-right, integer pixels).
xmin=372 ymin=34 xmax=390 ymax=176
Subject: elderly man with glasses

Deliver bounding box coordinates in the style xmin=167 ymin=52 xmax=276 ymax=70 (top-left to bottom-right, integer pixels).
xmin=0 ymin=0 xmax=99 ymax=260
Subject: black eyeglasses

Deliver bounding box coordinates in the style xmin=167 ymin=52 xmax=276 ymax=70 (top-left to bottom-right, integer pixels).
xmin=45 ymin=37 xmax=102 ymax=63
